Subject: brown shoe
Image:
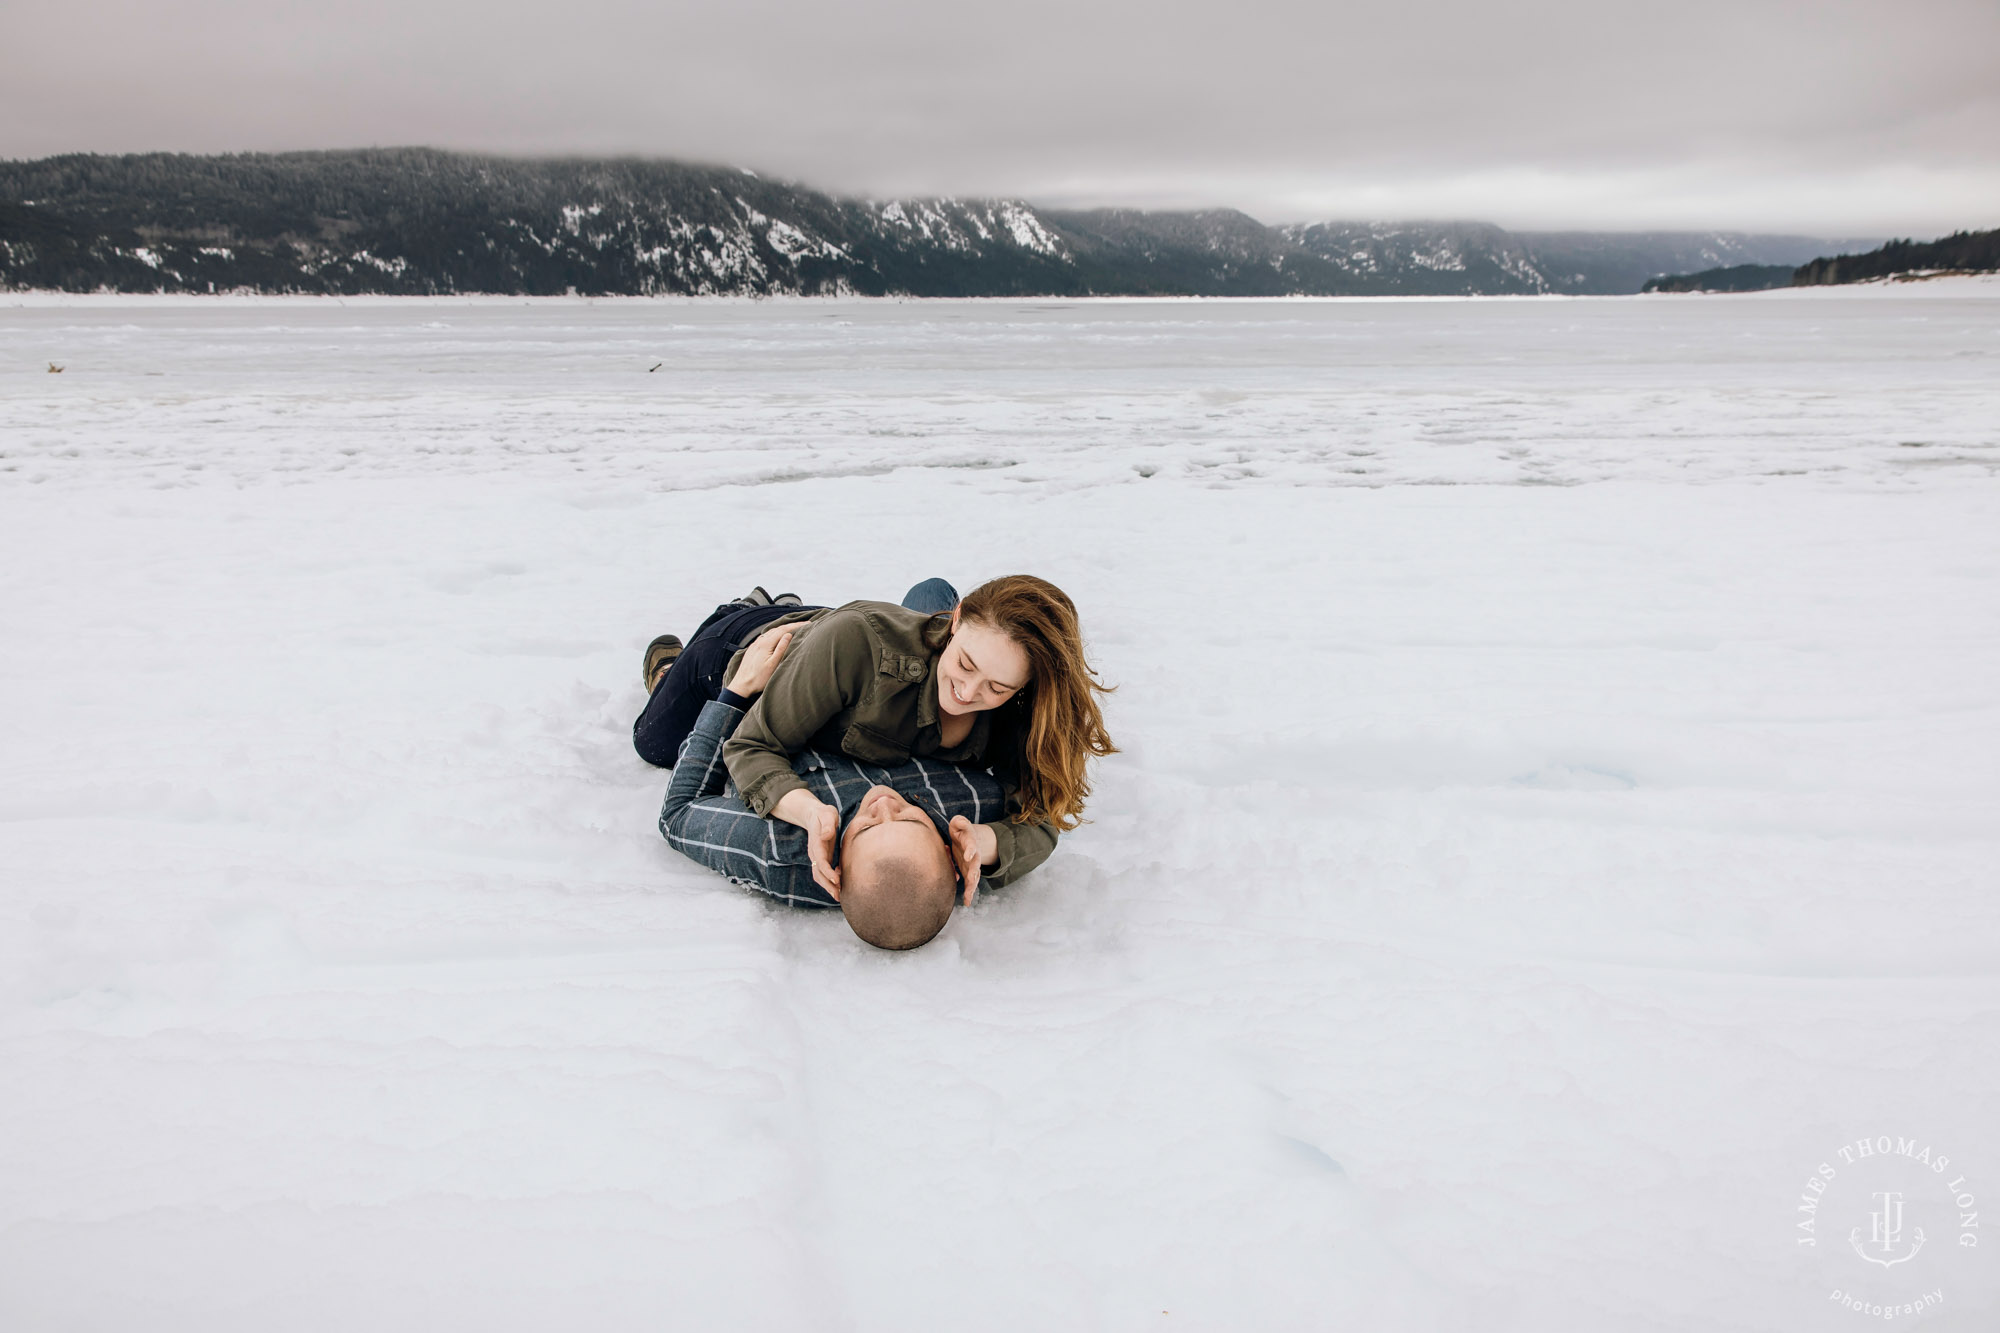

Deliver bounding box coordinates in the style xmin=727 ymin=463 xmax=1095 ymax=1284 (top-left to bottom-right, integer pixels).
xmin=643 ymin=634 xmax=683 ymax=692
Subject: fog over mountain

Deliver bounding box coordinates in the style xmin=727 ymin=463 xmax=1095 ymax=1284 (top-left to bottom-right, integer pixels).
xmin=0 ymin=151 xmax=1875 ymax=298
xmin=4 ymin=0 xmax=1995 ymax=233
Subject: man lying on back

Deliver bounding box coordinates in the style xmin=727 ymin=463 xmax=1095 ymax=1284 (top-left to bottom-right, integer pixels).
xmin=657 ymin=616 xmax=1051 ymax=950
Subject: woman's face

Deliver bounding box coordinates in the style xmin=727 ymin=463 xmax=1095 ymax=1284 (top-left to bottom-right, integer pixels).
xmin=937 ymin=616 xmax=1030 ymax=717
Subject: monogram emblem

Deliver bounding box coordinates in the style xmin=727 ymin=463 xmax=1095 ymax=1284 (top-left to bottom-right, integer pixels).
xmin=1850 ymin=1191 xmax=1926 ymax=1267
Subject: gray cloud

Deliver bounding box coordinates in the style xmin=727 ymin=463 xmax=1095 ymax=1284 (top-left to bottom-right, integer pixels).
xmin=4 ymin=0 xmax=1995 ymax=231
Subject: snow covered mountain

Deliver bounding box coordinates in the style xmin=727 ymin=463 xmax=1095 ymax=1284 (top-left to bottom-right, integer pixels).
xmin=0 ymin=150 xmax=1863 ymax=297
xmin=1279 ymin=220 xmax=1553 ymax=295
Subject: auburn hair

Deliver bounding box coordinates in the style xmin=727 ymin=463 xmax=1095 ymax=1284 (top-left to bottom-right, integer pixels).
xmin=944 ymin=575 xmax=1116 ymax=831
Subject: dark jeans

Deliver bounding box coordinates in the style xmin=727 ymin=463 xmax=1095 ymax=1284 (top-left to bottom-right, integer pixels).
xmin=632 ymin=579 xmax=960 ymax=768
xmin=899 ymin=578 xmax=960 ymax=616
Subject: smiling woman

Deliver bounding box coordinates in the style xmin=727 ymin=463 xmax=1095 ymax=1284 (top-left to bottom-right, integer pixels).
xmin=943 ymin=574 xmax=1118 ymax=831
xmin=938 ymin=617 xmax=1029 ymax=722
xmin=712 ymin=574 xmax=1117 ymax=897
xmin=632 ymin=574 xmax=1116 ymax=948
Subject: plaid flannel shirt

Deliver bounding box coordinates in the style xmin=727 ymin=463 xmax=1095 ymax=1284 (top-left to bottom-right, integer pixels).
xmin=659 ymin=698 xmax=1040 ymax=907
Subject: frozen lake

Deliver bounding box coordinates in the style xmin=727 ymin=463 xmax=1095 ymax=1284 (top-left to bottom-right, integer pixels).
xmin=3 ymin=287 xmax=1998 ymax=1331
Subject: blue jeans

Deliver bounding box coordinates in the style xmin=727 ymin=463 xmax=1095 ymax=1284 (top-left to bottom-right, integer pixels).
xmin=900 ymin=578 xmax=960 ymax=616
xmin=632 ymin=579 xmax=960 ymax=767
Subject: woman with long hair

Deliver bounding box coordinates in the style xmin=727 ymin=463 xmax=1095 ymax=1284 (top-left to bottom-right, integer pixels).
xmin=635 ymin=574 xmax=1115 ymax=900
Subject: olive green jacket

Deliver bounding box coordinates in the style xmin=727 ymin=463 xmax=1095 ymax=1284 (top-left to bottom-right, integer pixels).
xmin=721 ymin=601 xmax=1059 ymax=887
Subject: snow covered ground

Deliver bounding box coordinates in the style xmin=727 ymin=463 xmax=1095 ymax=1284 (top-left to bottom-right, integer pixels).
xmin=3 ymin=285 xmax=1997 ymax=1331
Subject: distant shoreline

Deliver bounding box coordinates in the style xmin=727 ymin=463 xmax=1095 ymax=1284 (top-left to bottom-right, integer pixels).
xmin=8 ymin=273 xmax=1998 ymax=310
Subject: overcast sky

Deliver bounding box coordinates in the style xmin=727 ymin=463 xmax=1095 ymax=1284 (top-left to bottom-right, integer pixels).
xmin=4 ymin=0 xmax=1995 ymax=233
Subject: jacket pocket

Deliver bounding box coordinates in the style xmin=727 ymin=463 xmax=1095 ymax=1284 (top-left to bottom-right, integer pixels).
xmin=840 ymin=723 xmax=907 ymax=765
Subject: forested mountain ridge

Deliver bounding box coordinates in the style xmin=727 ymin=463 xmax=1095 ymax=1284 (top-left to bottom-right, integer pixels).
xmin=1792 ymin=229 xmax=1999 ymax=285
xmin=0 ymin=149 xmax=1864 ymax=298
xmin=1641 ymin=228 xmax=1998 ymax=292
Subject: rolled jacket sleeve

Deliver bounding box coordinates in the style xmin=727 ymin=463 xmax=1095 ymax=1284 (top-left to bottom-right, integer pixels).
xmin=981 ymin=777 xmax=1062 ymax=889
xmin=981 ymin=816 xmax=1056 ymax=888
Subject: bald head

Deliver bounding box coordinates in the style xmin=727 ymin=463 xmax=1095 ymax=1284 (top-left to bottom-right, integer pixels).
xmin=839 ymin=821 xmax=956 ymax=951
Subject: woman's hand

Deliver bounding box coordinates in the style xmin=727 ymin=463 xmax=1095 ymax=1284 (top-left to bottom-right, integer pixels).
xmin=773 ymin=788 xmax=841 ymax=898
xmin=804 ymin=801 xmax=841 ymax=898
xmin=947 ymin=815 xmax=994 ymax=906
xmin=725 ymin=624 xmax=795 ymax=698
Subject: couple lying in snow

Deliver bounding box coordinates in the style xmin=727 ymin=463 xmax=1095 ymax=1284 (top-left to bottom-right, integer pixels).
xmin=632 ymin=576 xmax=1115 ymax=950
